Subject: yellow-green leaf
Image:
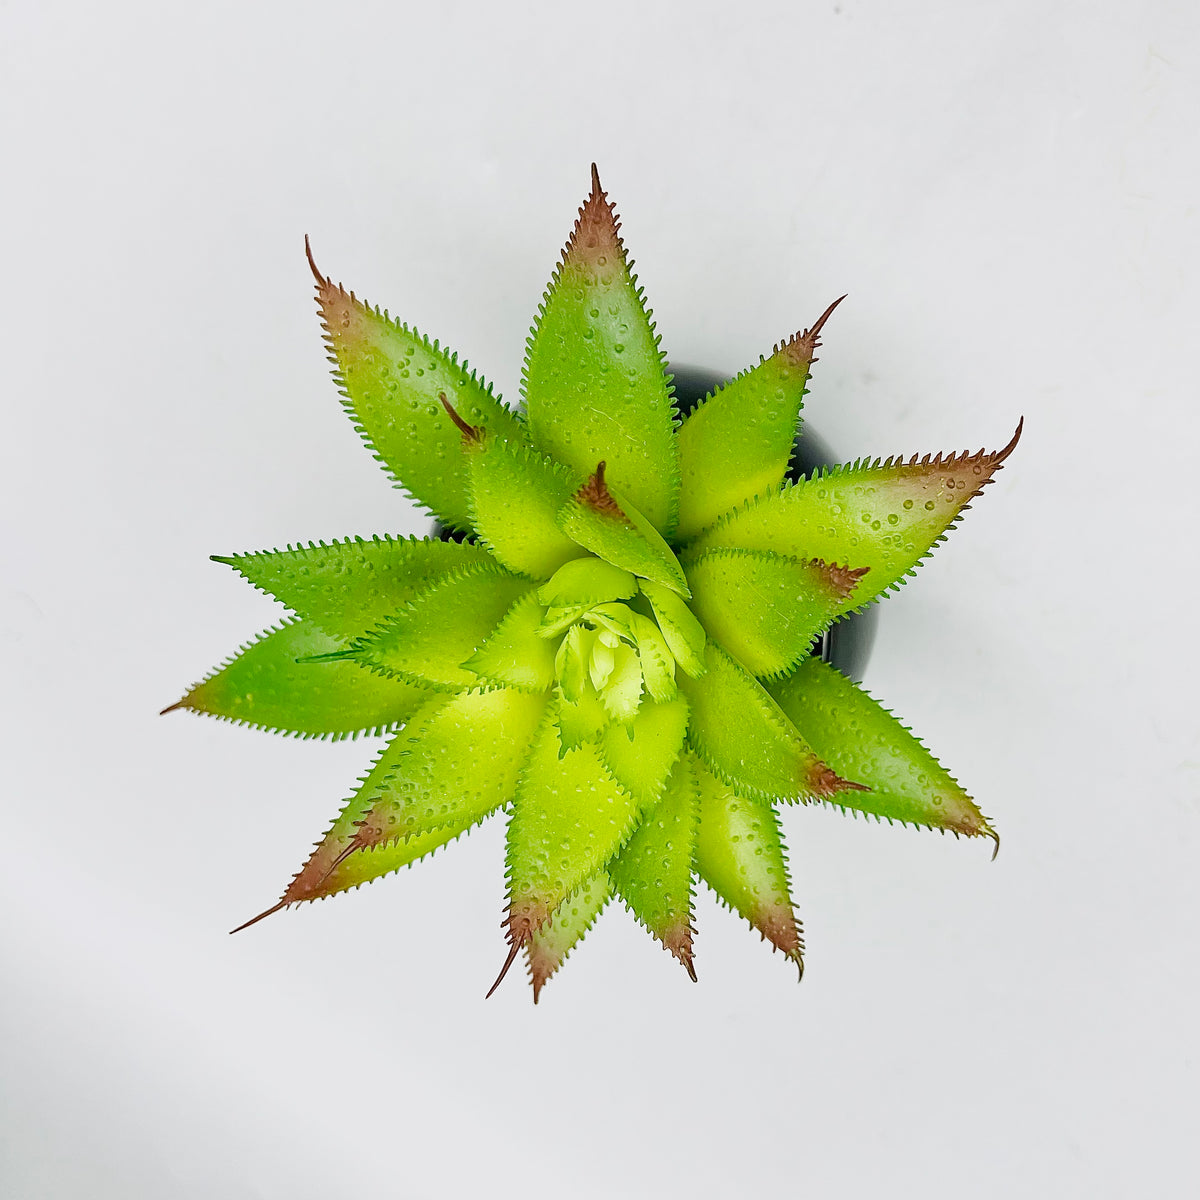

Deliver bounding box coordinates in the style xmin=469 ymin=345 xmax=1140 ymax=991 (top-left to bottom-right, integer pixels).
xmin=523 ymin=166 xmax=678 ymax=533
xmin=309 ymin=244 xmax=526 ymax=530
xmin=351 ymin=565 xmax=534 ymax=689
xmin=609 ymin=755 xmax=699 ymax=977
xmin=675 ymin=299 xmax=842 ymax=540
xmin=693 ymin=760 xmax=803 ymax=971
xmin=678 ymin=642 xmax=867 ymax=804
xmin=768 ymin=658 xmax=997 ymax=848
xmin=164 ymin=619 xmax=426 ymax=739
xmin=684 ymin=548 xmax=867 ymax=678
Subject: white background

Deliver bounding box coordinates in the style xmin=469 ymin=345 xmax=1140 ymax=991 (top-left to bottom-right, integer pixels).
xmin=3 ymin=2 xmax=1197 ymax=1197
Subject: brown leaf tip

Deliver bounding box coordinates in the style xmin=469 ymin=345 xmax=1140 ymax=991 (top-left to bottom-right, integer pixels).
xmin=575 ymin=461 xmax=628 ymax=520
xmin=783 ymin=295 xmax=847 ymax=365
xmin=754 ymin=900 xmax=804 ymax=959
xmin=994 ymin=417 xmax=1024 ymax=465
xmin=505 ymin=901 xmax=551 ymax=947
xmin=564 ymin=163 xmax=623 ymax=270
xmin=812 ymin=559 xmax=870 ymax=601
xmin=488 ymin=901 xmax=551 ymax=998
xmin=347 ymin=803 xmax=399 ymax=855
xmin=486 ymin=938 xmax=524 ymax=1000
xmin=663 ymin=923 xmax=698 ymax=982
xmin=230 ymin=898 xmax=289 ymax=935
xmin=525 ymin=939 xmax=558 ymax=1004
xmin=885 ymin=417 xmax=1025 ymax=492
xmin=306 ymin=239 xmax=368 ymax=353
xmin=304 ymin=234 xmax=326 ymax=287
xmin=438 ymin=393 xmax=483 ymax=445
xmin=806 ymin=758 xmax=871 ymax=799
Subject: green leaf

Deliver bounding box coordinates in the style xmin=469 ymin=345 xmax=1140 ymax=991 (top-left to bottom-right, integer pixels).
xmin=212 ymin=536 xmax=492 ymax=642
xmin=599 ymin=695 xmax=689 ymax=804
xmin=525 ymin=872 xmax=613 ymax=1003
xmin=684 ymin=549 xmax=867 ymax=678
xmin=768 ymin=658 xmax=997 ymax=848
xmin=234 ymin=733 xmax=490 ymax=927
xmin=504 ymin=716 xmax=641 ymax=944
xmin=164 ymin=619 xmax=426 ymax=739
xmin=687 ymin=423 xmax=1023 ymax=613
xmin=346 ymin=687 xmax=547 ymax=851
xmin=554 ymin=683 xmax=609 ymax=752
xmin=536 ymin=603 xmax=593 ymax=639
xmin=628 ymin=611 xmax=677 ymax=702
xmin=308 ymin=242 xmax=526 ymax=529
xmin=638 ymin=580 xmax=706 ymax=678
xmin=459 ymin=422 xmax=587 ymax=578
xmin=465 ymin=589 xmax=555 ymax=692
xmin=596 ymin=641 xmax=644 ymax=723
xmin=350 ymin=565 xmax=535 ymax=689
xmin=674 ymin=299 xmax=842 ymax=540
xmin=609 ymin=755 xmax=699 ymax=977
xmin=537 ymin=557 xmax=637 ymax=608
xmin=558 ymin=464 xmax=689 ymax=596
xmin=693 ymin=761 xmax=804 ymax=970
xmin=678 ymin=641 xmax=867 ymax=804
xmin=523 ymin=166 xmax=678 ymax=534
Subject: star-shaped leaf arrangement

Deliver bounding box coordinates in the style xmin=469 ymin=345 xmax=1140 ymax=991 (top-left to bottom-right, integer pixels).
xmin=166 ymin=166 xmax=1020 ymax=1000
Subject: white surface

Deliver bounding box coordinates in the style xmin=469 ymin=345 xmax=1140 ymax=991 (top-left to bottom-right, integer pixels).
xmin=3 ymin=2 xmax=1197 ymax=1197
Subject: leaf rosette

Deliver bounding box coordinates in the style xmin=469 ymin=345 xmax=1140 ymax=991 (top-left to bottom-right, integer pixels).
xmin=167 ymin=167 xmax=1020 ymax=1000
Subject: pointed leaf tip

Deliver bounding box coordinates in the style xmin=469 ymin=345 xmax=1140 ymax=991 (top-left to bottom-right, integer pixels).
xmin=524 ymin=169 xmax=678 ymax=531
xmin=807 ymin=760 xmax=871 ymax=799
xmin=786 ymin=294 xmax=847 ymax=363
xmin=486 ymin=938 xmax=524 ymax=999
xmin=995 ymin=417 xmax=1024 ymax=464
xmin=304 ymin=234 xmax=325 ymax=286
xmin=572 ymin=167 xmax=621 ymax=264
xmin=679 ymin=947 xmax=698 ymax=983
xmin=439 ymin=392 xmax=483 ymax=445
xmin=229 ymin=899 xmax=288 ymax=934
xmin=576 ymin=461 xmax=626 ymax=520
xmin=824 ymin=561 xmax=870 ymax=599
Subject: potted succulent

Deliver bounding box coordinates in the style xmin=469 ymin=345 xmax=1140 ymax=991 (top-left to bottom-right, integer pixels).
xmin=165 ymin=166 xmax=1020 ymax=1000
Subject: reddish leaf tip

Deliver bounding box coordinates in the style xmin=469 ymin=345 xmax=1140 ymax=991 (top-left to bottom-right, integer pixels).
xmin=486 ymin=938 xmax=524 ymax=999
xmin=807 ymin=759 xmax=871 ymax=799
xmin=159 ymin=700 xmax=186 ymax=716
xmin=564 ymin=165 xmax=622 ymax=270
xmin=526 ymin=941 xmax=554 ymax=1004
xmin=438 ymin=392 xmax=483 ymax=445
xmin=787 ymin=295 xmax=847 ymax=363
xmin=663 ymin=923 xmax=697 ymax=980
xmin=994 ymin=417 xmax=1024 ymax=465
xmin=575 ymin=461 xmax=627 ymax=520
xmin=230 ymin=899 xmax=288 ymax=934
xmin=816 ymin=559 xmax=870 ymax=601
xmin=304 ymin=234 xmax=326 ymax=287
xmin=755 ymin=900 xmax=804 ymax=960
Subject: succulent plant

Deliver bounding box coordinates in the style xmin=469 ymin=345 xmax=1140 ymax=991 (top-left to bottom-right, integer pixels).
xmin=166 ymin=166 xmax=1020 ymax=1000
